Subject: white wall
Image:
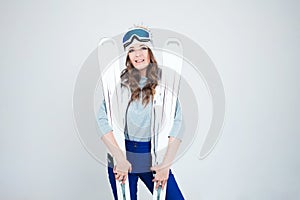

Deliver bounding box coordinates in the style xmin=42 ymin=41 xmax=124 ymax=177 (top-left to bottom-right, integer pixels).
xmin=0 ymin=0 xmax=299 ymax=199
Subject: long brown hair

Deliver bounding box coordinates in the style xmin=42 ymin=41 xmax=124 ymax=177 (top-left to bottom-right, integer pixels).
xmin=120 ymin=49 xmax=161 ymax=107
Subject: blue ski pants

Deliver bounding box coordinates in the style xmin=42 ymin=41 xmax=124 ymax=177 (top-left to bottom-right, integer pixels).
xmin=107 ymin=140 xmax=184 ymax=200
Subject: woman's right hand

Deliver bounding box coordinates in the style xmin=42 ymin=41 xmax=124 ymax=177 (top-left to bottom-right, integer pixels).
xmin=101 ymin=131 xmax=132 ymax=183
xmin=113 ymin=158 xmax=132 ymax=184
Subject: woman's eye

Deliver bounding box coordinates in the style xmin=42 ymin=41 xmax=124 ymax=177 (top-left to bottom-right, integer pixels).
xmin=141 ymin=47 xmax=148 ymax=50
xmin=128 ymin=49 xmax=134 ymax=53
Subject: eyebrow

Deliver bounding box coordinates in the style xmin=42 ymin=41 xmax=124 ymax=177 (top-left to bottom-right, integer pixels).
xmin=129 ymin=44 xmax=147 ymax=49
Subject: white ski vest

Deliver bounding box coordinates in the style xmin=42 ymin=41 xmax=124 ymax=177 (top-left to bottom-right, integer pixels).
xmin=101 ymin=66 xmax=180 ymax=166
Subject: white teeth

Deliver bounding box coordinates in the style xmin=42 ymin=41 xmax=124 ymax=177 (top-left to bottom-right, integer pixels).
xmin=135 ymin=59 xmax=144 ymax=63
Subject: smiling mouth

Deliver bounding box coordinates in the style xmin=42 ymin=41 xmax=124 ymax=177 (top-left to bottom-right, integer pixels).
xmin=135 ymin=59 xmax=144 ymax=63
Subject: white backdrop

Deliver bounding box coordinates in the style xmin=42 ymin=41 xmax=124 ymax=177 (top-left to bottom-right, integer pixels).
xmin=1 ymin=0 xmax=299 ymax=199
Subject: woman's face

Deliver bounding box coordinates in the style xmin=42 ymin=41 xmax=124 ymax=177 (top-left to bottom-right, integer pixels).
xmin=128 ymin=43 xmax=151 ymax=76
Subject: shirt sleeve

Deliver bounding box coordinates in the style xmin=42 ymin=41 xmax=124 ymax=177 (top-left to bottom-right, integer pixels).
xmin=168 ymin=98 xmax=183 ymax=140
xmin=96 ymin=99 xmax=113 ymax=136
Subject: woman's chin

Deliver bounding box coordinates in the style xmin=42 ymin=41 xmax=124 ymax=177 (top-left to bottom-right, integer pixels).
xmin=134 ymin=64 xmax=148 ymax=71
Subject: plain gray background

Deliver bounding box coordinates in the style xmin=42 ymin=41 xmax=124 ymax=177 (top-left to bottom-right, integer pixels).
xmin=1 ymin=0 xmax=299 ymax=199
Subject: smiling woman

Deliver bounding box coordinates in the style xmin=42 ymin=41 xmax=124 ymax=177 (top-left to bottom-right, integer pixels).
xmin=121 ymin=39 xmax=160 ymax=108
xmin=97 ymin=26 xmax=185 ymax=200
xmin=127 ymin=45 xmax=150 ymax=76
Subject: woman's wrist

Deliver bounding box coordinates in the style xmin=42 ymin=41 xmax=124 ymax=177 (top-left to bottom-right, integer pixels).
xmin=160 ymin=159 xmax=172 ymax=169
xmin=114 ymin=151 xmax=126 ymax=163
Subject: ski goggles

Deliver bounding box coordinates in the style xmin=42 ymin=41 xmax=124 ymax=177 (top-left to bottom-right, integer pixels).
xmin=122 ymin=28 xmax=152 ymax=49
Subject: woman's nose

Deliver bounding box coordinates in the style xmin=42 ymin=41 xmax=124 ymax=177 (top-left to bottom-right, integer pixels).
xmin=135 ymin=50 xmax=141 ymax=56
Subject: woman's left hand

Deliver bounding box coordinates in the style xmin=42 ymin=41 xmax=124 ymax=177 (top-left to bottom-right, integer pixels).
xmin=150 ymin=164 xmax=170 ymax=190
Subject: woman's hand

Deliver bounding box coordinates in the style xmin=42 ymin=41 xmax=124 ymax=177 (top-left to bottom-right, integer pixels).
xmin=150 ymin=137 xmax=181 ymax=190
xmin=150 ymin=164 xmax=170 ymax=190
xmin=114 ymin=158 xmax=132 ymax=184
xmin=101 ymin=131 xmax=132 ymax=184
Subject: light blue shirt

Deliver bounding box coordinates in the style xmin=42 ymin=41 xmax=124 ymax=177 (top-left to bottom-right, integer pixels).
xmin=97 ymin=76 xmax=183 ymax=142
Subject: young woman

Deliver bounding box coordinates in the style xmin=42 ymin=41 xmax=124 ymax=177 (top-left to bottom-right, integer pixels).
xmin=97 ymin=26 xmax=185 ymax=200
